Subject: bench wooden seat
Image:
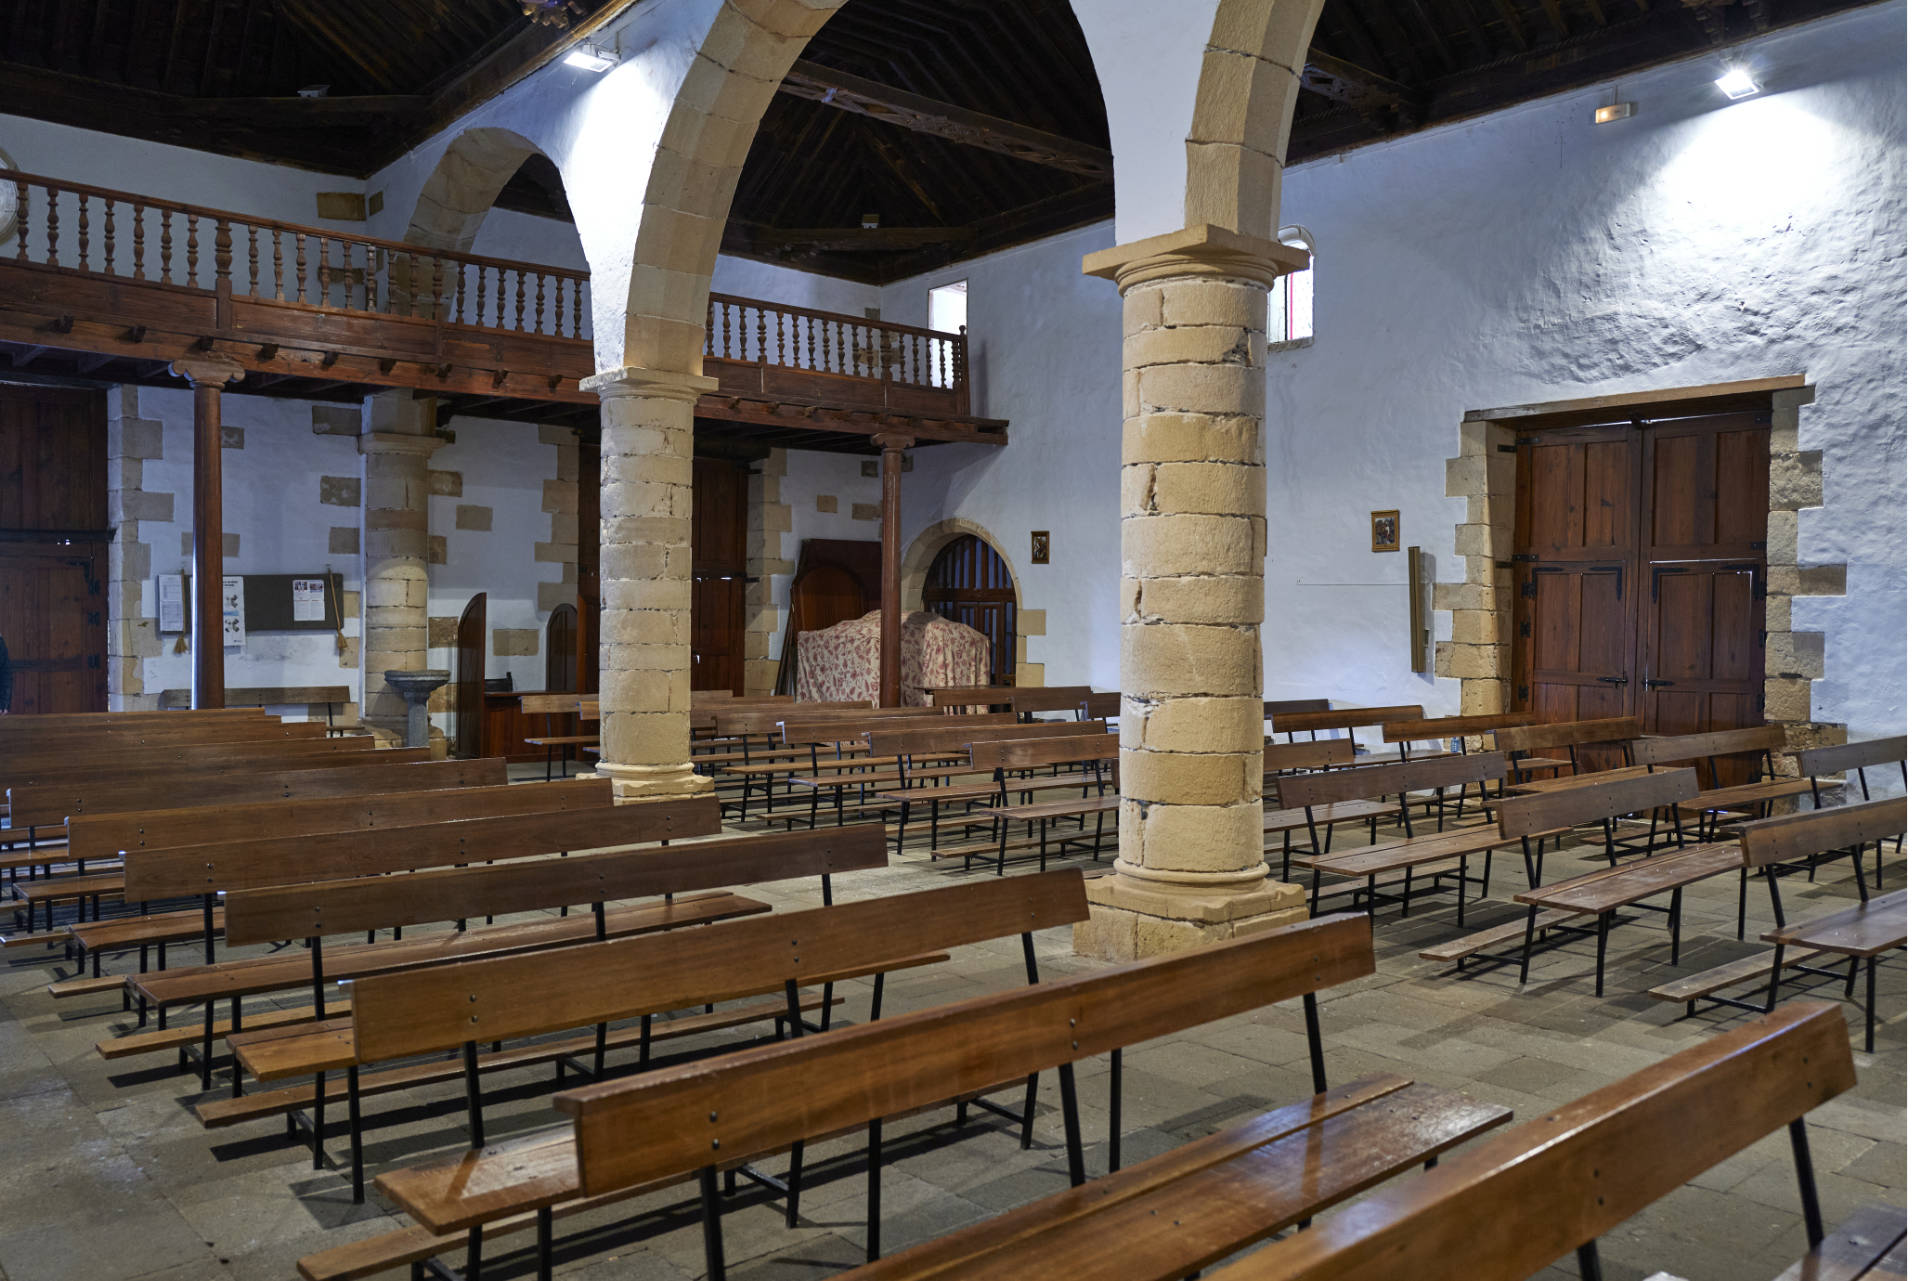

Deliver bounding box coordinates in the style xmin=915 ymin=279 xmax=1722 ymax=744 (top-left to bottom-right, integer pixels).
xmin=832 ymin=1075 xmax=1509 ymax=1281
xmin=1267 ymin=750 xmax=1508 ymax=884
xmin=1297 ymin=823 xmax=1552 ymax=925
xmin=1649 ymin=946 xmax=1821 ymax=1012
xmin=1418 ymin=909 xmax=1579 ymax=965
xmin=96 ymin=999 xmax=352 ymax=1061
xmin=1679 ymin=774 xmax=1846 ymax=814
xmin=1760 ymin=892 xmax=1906 ymax=1052
xmin=1766 ymin=1203 xmax=1906 ymax=1281
xmin=1202 ymin=1003 xmax=1857 ymax=1281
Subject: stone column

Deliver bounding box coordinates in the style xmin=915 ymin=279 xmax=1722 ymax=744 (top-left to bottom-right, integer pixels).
xmin=583 ymin=367 xmax=715 ymax=802
xmin=171 ymin=358 xmax=243 ymax=710
xmin=358 ymin=390 xmax=443 ymax=744
xmin=1077 ymin=225 xmax=1310 ymax=961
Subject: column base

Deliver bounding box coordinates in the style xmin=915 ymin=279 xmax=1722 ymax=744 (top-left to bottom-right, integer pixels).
xmin=596 ymin=760 xmax=715 ymax=803
xmin=360 ymin=719 xmax=447 ymax=756
xmin=1073 ymin=872 xmax=1307 ymax=962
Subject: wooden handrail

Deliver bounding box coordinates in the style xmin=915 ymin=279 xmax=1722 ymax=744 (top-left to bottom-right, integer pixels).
xmin=704 ymin=290 xmax=969 ymax=396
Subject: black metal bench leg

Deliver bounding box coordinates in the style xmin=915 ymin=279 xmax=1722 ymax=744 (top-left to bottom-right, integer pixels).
xmin=347 ymin=1065 xmax=364 ymax=1202
xmin=865 ymin=1118 xmax=884 ymax=1262
xmin=1058 ymin=1061 xmax=1086 ymax=1187
xmin=1108 ymin=1047 xmax=1123 ymax=1174
xmin=536 ymin=1207 xmax=554 ymax=1281
xmin=1594 ymin=911 xmax=1611 ymax=998
xmin=1788 ymin=1116 xmax=1826 ymax=1247
xmin=1865 ymin=956 xmax=1878 ymax=1053
xmin=700 ymin=1165 xmax=727 ymax=1281
xmin=1518 ymin=904 xmax=1540 ymax=984
xmin=466 ymin=1225 xmax=484 ymax=1281
xmin=1667 ymin=887 xmax=1683 ymax=965
xmin=312 ymin=1070 xmax=327 ymax=1169
xmin=1576 ymin=1240 xmax=1603 ymax=1281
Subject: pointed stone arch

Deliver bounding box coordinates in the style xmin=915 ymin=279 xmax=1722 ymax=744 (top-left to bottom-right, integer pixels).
xmin=404 ymin=126 xmax=545 ymax=253
xmin=1185 ymin=0 xmax=1326 ymax=236
xmin=901 ymin=517 xmax=1045 ymax=687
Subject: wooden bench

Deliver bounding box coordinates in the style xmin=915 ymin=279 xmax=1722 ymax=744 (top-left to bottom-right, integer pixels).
xmin=1800 ymin=735 xmax=1908 ymax=888
xmin=6 ymin=732 xmax=386 ymax=789
xmin=297 ymin=871 xmax=1096 ymax=1281
xmin=538 ymin=914 xmax=1382 ymax=1280
xmin=1488 ymin=769 xmax=1749 ymax=996
xmin=764 ymin=713 xmax=1009 ymax=828
xmin=157 ymin=684 xmax=354 ymax=731
xmin=1260 ymin=740 xmax=1414 ymax=877
xmin=3 ymin=758 xmax=510 ymax=932
xmin=715 ymin=703 xmax=931 ymax=817
xmin=1491 ymin=715 xmax=1642 ymax=780
xmin=970 ymin=733 xmax=1119 ymax=873
xmin=1381 ymin=711 xmax=1531 ymax=753
xmin=216 ymin=823 xmax=893 ymax=1199
xmin=869 ymin=719 xmax=1110 ymax=857
xmin=1282 ymin=752 xmax=1512 ymax=922
xmin=519 ymin=693 xmax=599 ymax=780
xmin=1267 ymin=704 xmax=1425 ymax=742
xmin=1652 ymin=799 xmax=1907 ymax=1049
xmin=1630 ymin=724 xmax=1847 ymax=838
xmin=1202 ymin=1002 xmax=1873 ymax=1281
xmin=106 ymin=796 xmax=717 ymax=1084
xmin=1264 ymin=697 xmax=1332 ymax=717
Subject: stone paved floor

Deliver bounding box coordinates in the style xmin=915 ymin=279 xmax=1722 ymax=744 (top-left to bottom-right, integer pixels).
xmin=0 ymin=779 xmax=1903 ymax=1281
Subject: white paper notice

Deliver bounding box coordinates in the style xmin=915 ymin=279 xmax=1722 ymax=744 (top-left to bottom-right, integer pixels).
xmin=157 ymin=573 xmax=185 ymax=633
xmin=292 ymin=578 xmax=326 ymax=622
xmin=222 ymin=575 xmax=246 ymax=649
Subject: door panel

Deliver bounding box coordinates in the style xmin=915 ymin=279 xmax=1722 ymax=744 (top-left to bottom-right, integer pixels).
xmin=691 ymin=575 xmax=745 ymax=694
xmin=1515 ymin=410 xmax=1768 ymax=740
xmin=0 ymin=543 xmax=108 ymax=714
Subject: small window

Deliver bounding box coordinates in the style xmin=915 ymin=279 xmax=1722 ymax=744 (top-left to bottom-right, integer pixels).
xmin=1267 ymin=227 xmax=1313 ymax=348
xmin=927 ymin=279 xmax=967 ymax=335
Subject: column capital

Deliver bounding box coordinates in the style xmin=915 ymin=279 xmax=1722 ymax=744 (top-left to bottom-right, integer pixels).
xmin=1082 ymin=224 xmax=1308 ymax=292
xmin=872 ymin=431 xmax=914 ymax=453
xmin=357 ymin=431 xmax=443 ymax=459
xmin=169 ymin=356 xmax=244 ymax=387
xmin=582 ymin=366 xmax=719 ymax=403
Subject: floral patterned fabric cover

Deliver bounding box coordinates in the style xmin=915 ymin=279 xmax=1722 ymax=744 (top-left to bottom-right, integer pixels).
xmin=795 ymin=610 xmax=990 ymax=705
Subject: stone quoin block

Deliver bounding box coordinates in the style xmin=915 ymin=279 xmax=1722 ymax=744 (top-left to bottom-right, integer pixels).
xmin=538 ymin=581 xmax=576 ymax=613
xmin=1122 ymin=622 xmax=1261 ymax=696
xmin=454 ymin=504 xmax=493 ymax=532
xmin=220 ymin=426 xmax=244 ymax=449
xmin=1121 ymin=512 xmax=1262 ymax=579
xmin=426 ymin=616 xmax=460 ymax=648
xmin=816 ymin=494 xmax=838 ymax=513
xmin=1124 ymin=412 xmax=1262 ymax=465
xmin=320 ymin=476 xmax=361 ymax=507
xmin=328 ymin=526 xmax=359 ymax=555
xmin=312 ymin=406 xmax=361 ymax=436
xmin=1120 ymin=694 xmax=1263 ymax=753
xmin=1123 ymin=460 xmax=1264 ymax=517
xmin=427 ymin=535 xmax=447 ymax=565
xmin=1127 ymin=574 xmax=1265 ymax=626
xmin=851 ymin=502 xmax=880 ymax=521
xmin=429 ymin=470 xmax=464 ymax=497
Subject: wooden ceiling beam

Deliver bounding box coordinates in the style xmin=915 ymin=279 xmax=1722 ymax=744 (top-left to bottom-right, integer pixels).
xmin=1301 ymin=47 xmax=1426 ymax=115
xmin=0 ymin=59 xmax=421 ymax=131
xmin=778 ymin=59 xmax=1111 ymax=179
xmin=726 ymin=223 xmax=972 ymax=254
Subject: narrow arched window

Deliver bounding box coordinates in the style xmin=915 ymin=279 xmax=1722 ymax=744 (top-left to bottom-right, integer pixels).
xmin=1267 ymin=226 xmax=1314 ymax=349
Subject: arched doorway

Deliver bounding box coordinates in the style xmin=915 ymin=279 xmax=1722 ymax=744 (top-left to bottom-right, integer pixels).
xmin=544 ymin=603 xmax=578 ymax=692
xmin=453 ymin=592 xmax=486 ymax=759
xmin=922 ymin=535 xmax=1017 ymax=686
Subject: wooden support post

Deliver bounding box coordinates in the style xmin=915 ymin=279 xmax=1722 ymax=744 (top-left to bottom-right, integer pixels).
xmin=875 ymin=433 xmax=911 ymax=707
xmin=172 ymin=358 xmax=242 ymax=710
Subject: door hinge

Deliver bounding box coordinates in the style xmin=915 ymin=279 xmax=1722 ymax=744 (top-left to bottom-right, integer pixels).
xmin=1522 ymin=578 xmax=1537 ymax=599
xmin=1517 ymin=684 xmax=1529 ymax=701
xmin=1517 ymin=435 xmax=1543 ymax=445
xmin=1517 ymin=620 xmax=1531 ymax=638
xmin=87 ymin=655 xmax=101 ymax=670
xmin=1511 ymin=553 xmax=1540 ymax=563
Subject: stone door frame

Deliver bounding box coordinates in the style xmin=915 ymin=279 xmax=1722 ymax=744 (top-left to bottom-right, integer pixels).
xmin=1434 ymin=374 xmax=1846 ymax=757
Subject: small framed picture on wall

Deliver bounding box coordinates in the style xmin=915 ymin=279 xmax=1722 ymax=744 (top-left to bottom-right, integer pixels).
xmin=1371 ymin=510 xmax=1400 ymax=553
xmin=1030 ymin=531 xmax=1050 ymax=564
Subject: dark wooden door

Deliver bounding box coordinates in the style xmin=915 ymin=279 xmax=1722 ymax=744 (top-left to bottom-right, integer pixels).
xmin=0 ymin=385 xmax=108 ymax=713
xmin=922 ymin=534 xmax=1017 ymax=685
xmin=691 ymin=457 xmax=747 ymax=695
xmin=454 ymin=593 xmax=486 ymax=758
xmin=1515 ymin=411 xmax=1767 ymax=742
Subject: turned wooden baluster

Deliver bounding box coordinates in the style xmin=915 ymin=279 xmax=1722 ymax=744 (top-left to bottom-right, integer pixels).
xmin=272 ymin=229 xmax=284 ymax=300
xmin=133 ymin=201 xmax=146 ymax=278
xmin=430 ymin=256 xmax=446 ymax=319
xmin=103 ymin=199 xmax=116 ymax=275
xmin=294 ymin=233 xmax=307 ymax=303
xmin=756 ymin=306 xmax=767 ymax=363
xmin=160 ymin=209 xmax=174 ymax=282
xmin=454 ymin=260 xmax=467 ymax=324
xmin=76 ymin=192 xmax=90 ymax=271
xmin=318 ymin=236 xmax=333 ymax=305
xmin=533 ymin=271 xmax=547 ymax=334
xmin=214 ymin=219 xmax=233 ymax=293
xmin=186 ymin=212 xmax=199 ymax=283
xmin=493 ymin=266 xmax=506 ymax=327
xmin=807 ymin=315 xmax=819 ymax=370
xmin=571 ymin=278 xmax=584 ymax=338
xmin=10 ymin=181 xmax=22 ymax=261
xmin=46 ymin=185 xmax=59 ymax=265
xmin=513 ymin=269 xmax=526 ymax=331
xmin=245 ymin=225 xmax=258 ymax=295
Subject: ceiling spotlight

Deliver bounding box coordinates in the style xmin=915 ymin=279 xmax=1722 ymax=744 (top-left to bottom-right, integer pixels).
xmin=564 ymin=40 xmax=618 ymax=72
xmin=1715 ymin=67 xmax=1761 ymax=99
xmin=861 ymin=213 xmax=881 ymax=230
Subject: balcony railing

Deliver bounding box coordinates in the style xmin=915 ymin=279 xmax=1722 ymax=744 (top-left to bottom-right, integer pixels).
xmin=3 ymin=170 xmax=591 ymax=341
xmin=704 ymin=293 xmax=970 ymax=411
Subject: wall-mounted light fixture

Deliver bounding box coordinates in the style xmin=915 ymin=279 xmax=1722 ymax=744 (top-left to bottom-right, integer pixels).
xmin=563 ymin=40 xmax=618 ymax=72
xmin=1594 ymin=101 xmax=1635 ymax=124
xmin=1715 ymin=66 xmax=1761 ymax=99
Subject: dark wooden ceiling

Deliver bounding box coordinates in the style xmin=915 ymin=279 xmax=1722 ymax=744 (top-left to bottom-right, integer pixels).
xmin=0 ymin=0 xmax=1884 ymax=281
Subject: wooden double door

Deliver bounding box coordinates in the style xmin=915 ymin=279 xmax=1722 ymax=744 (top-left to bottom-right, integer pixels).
xmin=1513 ymin=411 xmax=1769 ymax=738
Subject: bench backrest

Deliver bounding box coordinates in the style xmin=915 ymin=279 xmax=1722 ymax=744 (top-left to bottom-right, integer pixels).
xmin=1011 ymin=686 xmax=1095 ymax=715
xmin=1264 ymin=738 xmax=1357 ymax=773
xmin=1204 ymin=1003 xmax=1854 ymax=1281
xmin=67 ymin=777 xmax=613 ymax=860
xmin=227 ymin=822 xmax=886 ymax=947
xmin=1264 ymin=698 xmax=1333 ymax=717
xmin=780 ymin=710 xmax=983 ymax=747
xmin=1274 ymin=752 xmax=1506 ymax=811
xmin=123 ymin=794 xmax=719 ymax=900
xmin=711 ymin=702 xmax=879 ymax=736
xmin=1081 ymin=692 xmax=1121 ymax=722
xmin=557 ymin=913 xmax=1373 ymax=1197
xmin=1796 ymin=735 xmax=1907 ymax=778
xmin=519 ymin=693 xmax=585 ymax=716
xmin=0 ymin=708 xmax=266 ymax=729
xmin=352 ymin=867 xmax=1091 ymax=1063
xmin=1268 ymin=705 xmax=1425 ymax=736
xmin=865 ymin=717 xmax=1104 ymax=760
xmin=1627 ymin=724 xmax=1786 ymax=767
xmin=930 ymin=686 xmax=1013 ymax=710
xmin=1380 ymin=713 xmax=1531 ymax=743
xmin=9 ymin=757 xmax=507 ymax=826
xmin=158 ymin=685 xmax=352 ymax=709
xmin=1491 ymin=716 xmax=1641 ymax=754
xmin=1739 ymin=797 xmax=1907 ymax=870
xmin=1496 ymin=767 xmax=1698 ymax=839
xmin=969 ymin=732 xmax=1118 ymax=772
xmin=6 ymin=735 xmax=390 ymax=784
xmin=0 ymin=718 xmax=328 ymax=751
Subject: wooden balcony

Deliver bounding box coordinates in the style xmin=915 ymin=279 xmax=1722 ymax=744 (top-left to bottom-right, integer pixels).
xmin=0 ymin=171 xmax=1005 ymax=451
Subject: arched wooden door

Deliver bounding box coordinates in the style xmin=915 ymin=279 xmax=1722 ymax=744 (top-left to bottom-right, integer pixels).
xmin=544 ymin=603 xmax=578 ymax=692
xmin=454 ymin=593 xmax=486 ymax=758
xmin=922 ymin=535 xmax=1016 ymax=686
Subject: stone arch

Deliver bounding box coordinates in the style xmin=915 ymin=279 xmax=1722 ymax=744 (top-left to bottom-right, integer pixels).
xmin=405 ymin=126 xmax=544 ymax=253
xmin=1185 ymin=0 xmax=1325 ymax=235
xmin=901 ymin=517 xmax=1044 ymax=686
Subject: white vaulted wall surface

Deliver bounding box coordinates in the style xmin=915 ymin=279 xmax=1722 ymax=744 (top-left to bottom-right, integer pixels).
xmin=883 ymin=2 xmax=1907 ymax=744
